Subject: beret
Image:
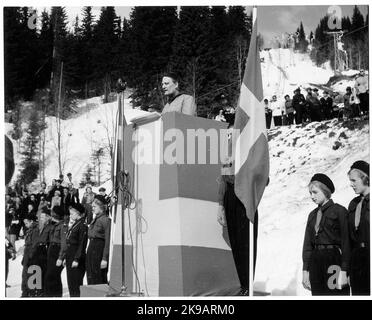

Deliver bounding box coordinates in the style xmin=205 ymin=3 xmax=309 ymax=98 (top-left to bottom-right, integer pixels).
xmin=311 ymin=173 xmax=335 ymax=194
xmin=351 ymin=160 xmax=369 ymax=177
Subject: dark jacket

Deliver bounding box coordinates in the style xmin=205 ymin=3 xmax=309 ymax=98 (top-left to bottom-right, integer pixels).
xmin=88 ymin=212 xmax=111 ymax=261
xmin=22 ymin=222 xmax=38 ymax=266
xmin=302 ymin=199 xmax=351 ymax=272
xmin=30 ymin=221 xmax=53 ymax=259
xmin=49 ymin=220 xmax=68 ymax=260
xmin=64 ymin=218 xmax=87 ymax=263
xmin=65 ymin=192 xmax=80 ymax=206
xmin=348 ymin=193 xmax=370 ymax=248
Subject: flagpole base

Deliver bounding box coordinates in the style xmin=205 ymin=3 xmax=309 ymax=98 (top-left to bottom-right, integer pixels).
xmin=105 ymin=285 xmax=145 ymax=297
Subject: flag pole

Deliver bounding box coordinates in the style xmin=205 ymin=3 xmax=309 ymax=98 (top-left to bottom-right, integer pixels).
xmin=249 ymin=5 xmax=258 ymax=298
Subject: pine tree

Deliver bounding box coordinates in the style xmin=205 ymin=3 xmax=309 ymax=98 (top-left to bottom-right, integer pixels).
xmin=296 ymin=22 xmax=308 ymax=53
xmin=170 ymin=6 xmax=215 ymax=115
xmin=36 ymin=9 xmax=54 ymax=91
xmin=349 ymin=6 xmax=366 ymax=69
xmin=49 ymin=6 xmax=69 ymax=109
xmin=81 ymin=6 xmax=96 ymax=98
xmin=224 ymin=6 xmax=251 ymax=108
xmin=124 ymin=7 xmax=178 ymax=109
xmin=311 ymin=16 xmax=333 ymax=67
xmin=18 ymin=108 xmax=46 ymax=185
xmin=4 ymin=7 xmax=40 ymax=106
xmin=92 ymin=6 xmax=121 ymax=102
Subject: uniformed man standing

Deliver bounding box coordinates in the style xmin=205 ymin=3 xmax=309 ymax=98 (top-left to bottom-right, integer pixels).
xmin=161 ymin=72 xmax=197 ymax=116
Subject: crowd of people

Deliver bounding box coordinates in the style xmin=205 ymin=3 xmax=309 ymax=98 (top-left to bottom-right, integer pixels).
xmin=5 ymin=173 xmax=112 ymax=297
xmin=212 ymin=70 xmax=369 ymax=129
xmin=263 ymin=70 xmax=369 ymax=129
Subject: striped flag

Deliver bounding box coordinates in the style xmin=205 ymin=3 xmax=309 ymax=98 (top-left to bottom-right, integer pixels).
xmin=233 ymin=7 xmax=269 ymax=223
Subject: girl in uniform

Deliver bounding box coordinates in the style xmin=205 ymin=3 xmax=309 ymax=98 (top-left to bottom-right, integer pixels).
xmin=44 ymin=206 xmax=67 ymax=297
xmin=347 ymin=160 xmax=370 ymax=295
xmin=302 ymin=174 xmax=350 ymax=295
xmin=65 ymin=203 xmax=87 ymax=297
xmin=86 ymin=195 xmax=111 ymax=285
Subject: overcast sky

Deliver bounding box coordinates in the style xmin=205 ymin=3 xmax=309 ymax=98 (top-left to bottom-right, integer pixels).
xmin=36 ymin=4 xmax=368 ymax=45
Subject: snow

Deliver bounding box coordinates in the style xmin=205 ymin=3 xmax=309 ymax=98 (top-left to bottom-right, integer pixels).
xmin=5 ymin=49 xmax=369 ymax=297
xmin=7 ymin=97 xmax=147 ymax=195
xmin=261 ymin=48 xmax=333 ymax=100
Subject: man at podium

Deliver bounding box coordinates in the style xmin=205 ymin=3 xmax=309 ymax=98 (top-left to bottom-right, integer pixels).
xmin=161 ymin=72 xmax=196 ymax=116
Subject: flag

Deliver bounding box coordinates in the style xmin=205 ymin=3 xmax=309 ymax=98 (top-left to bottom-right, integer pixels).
xmin=233 ymin=7 xmax=269 ymax=223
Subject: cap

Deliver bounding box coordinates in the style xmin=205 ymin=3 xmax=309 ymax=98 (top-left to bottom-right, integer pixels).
xmin=51 ymin=206 xmax=64 ymax=219
xmin=70 ymin=203 xmax=85 ymax=215
xmin=23 ymin=213 xmax=37 ymax=221
xmin=94 ymin=194 xmax=107 ymax=205
xmin=351 ymin=160 xmax=369 ymax=177
xmin=40 ymin=206 xmax=51 ymax=216
xmin=98 ymin=187 xmax=106 ymax=192
xmin=311 ymin=173 xmax=335 ymax=194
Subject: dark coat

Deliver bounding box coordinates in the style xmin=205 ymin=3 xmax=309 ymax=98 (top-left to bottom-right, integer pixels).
xmin=22 ymin=222 xmax=38 ymax=266
xmin=64 ymin=218 xmax=87 ymax=263
xmin=303 ymin=199 xmax=351 ymax=272
xmin=88 ymin=213 xmax=111 ymax=261
xmin=348 ymin=194 xmax=370 ymax=248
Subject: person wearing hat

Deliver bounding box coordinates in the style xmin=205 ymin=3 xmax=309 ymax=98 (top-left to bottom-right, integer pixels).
xmin=320 ymin=91 xmax=333 ymax=120
xmin=44 ymin=206 xmax=68 ymax=297
xmin=65 ymin=203 xmax=87 ymax=297
xmin=305 ymin=88 xmax=322 ymax=122
xmin=264 ymin=98 xmax=272 ymax=129
xmin=98 ymin=187 xmax=110 ymax=215
xmin=302 ymin=173 xmax=350 ymax=295
xmin=292 ymin=88 xmax=305 ymax=124
xmin=347 ymin=160 xmax=370 ymax=295
xmin=343 ymin=87 xmax=353 ymax=120
xmin=161 ymin=72 xmax=196 ymax=116
xmin=28 ymin=207 xmax=53 ymax=296
xmin=21 ymin=214 xmax=37 ymax=297
xmin=86 ymin=195 xmax=111 ymax=285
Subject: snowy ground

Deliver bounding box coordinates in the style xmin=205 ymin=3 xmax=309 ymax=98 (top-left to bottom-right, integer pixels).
xmin=5 ymin=48 xmax=368 ymax=297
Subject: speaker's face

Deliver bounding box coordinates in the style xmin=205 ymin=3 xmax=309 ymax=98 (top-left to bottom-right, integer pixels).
xmin=162 ymin=76 xmax=178 ymax=96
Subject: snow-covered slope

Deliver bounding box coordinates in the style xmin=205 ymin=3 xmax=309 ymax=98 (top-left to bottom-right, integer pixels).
xmin=6 ymin=96 xmax=148 ymax=195
xmin=261 ymin=48 xmax=334 ymax=99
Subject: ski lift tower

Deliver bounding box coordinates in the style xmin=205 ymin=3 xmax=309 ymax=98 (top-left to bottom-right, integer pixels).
xmin=325 ymin=30 xmax=346 ymax=75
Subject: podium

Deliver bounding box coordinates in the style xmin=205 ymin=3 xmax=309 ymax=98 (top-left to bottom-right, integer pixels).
xmin=81 ymin=112 xmax=240 ymax=297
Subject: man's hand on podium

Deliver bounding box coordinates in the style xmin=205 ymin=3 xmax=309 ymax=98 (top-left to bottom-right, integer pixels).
xmin=217 ymin=205 xmax=227 ymax=227
xmin=101 ymin=260 xmax=108 ymax=269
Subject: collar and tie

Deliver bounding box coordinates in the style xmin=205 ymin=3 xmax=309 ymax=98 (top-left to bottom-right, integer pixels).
xmin=314 ymin=207 xmax=322 ymax=236
xmin=355 ymin=196 xmax=365 ymax=230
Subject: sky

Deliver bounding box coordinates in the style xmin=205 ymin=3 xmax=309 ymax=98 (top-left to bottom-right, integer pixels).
xmin=34 ymin=4 xmax=368 ymax=46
